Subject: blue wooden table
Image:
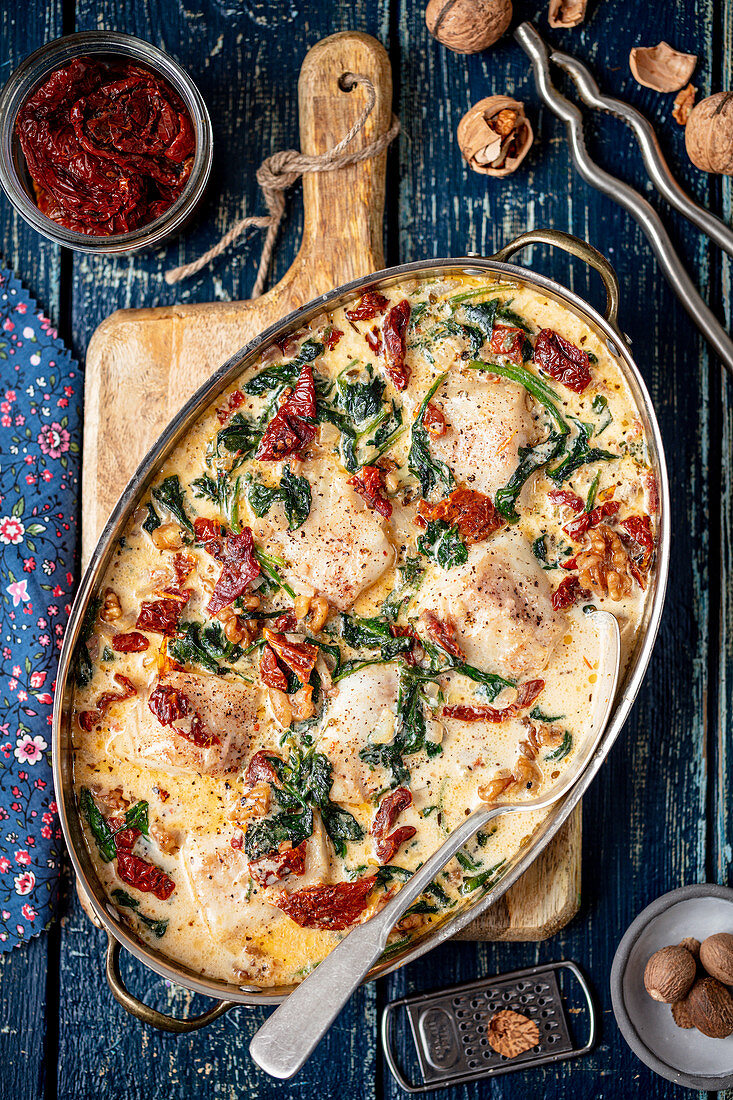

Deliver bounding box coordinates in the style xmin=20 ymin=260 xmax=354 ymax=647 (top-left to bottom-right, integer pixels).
xmin=0 ymin=0 xmax=729 ymax=1096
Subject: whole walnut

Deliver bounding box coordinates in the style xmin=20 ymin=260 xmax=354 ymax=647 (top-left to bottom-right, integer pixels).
xmin=425 ymin=0 xmax=512 ymax=54
xmin=685 ymin=92 xmax=733 ymax=174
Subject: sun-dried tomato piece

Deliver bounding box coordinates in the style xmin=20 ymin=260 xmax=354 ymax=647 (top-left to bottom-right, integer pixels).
xmin=216 ymin=389 xmax=246 ymax=424
xmin=111 ymin=631 xmax=149 ymax=653
xmin=262 ymin=629 xmax=318 ymax=682
xmin=443 ymin=679 xmax=545 ymax=722
xmin=548 ymin=489 xmax=584 ymax=512
xmin=551 ymin=575 xmax=591 ymax=611
xmin=272 ymin=610 xmax=297 ymax=632
xmin=373 ymin=787 xmax=412 ymax=838
xmin=382 ymin=299 xmax=411 ymax=391
xmin=148 ymin=683 xmax=220 ymax=748
xmin=533 ymin=328 xmax=592 ymax=393
xmin=206 ymin=528 xmax=261 ymax=615
xmin=348 ymin=465 xmax=392 ymax=519
xmin=324 ymin=327 xmax=344 ymax=351
xmin=115 ymin=850 xmax=175 ymax=900
xmin=621 ymin=514 xmax=654 ymax=567
xmin=107 ymin=815 xmax=141 ymax=852
xmin=345 ymin=290 xmax=389 ymax=321
xmin=193 ymin=517 xmax=224 ymax=560
xmin=275 ymin=877 xmax=377 ymax=930
xmin=561 ymin=554 xmax=578 ymax=570
xmin=420 ymin=610 xmax=464 ymax=660
xmin=418 ymin=487 xmax=505 ymax=544
xmin=489 ymin=324 xmax=527 ymax=364
xmin=256 ymin=363 xmax=317 ymax=462
xmin=259 ymin=643 xmax=289 ymax=691
xmin=78 ymin=673 xmax=137 ymax=732
xmin=136 ymin=595 xmax=189 ymax=636
xmin=564 ymin=501 xmax=619 ymax=542
xmin=375 ymin=826 xmax=417 ymax=864
xmin=364 ymin=326 xmax=383 ymax=356
xmin=249 ymin=840 xmax=307 ymax=888
xmin=245 ymin=750 xmax=282 ymax=788
xmin=423 ymin=401 xmax=447 ymax=437
xmin=274 ymin=334 xmax=298 ymax=354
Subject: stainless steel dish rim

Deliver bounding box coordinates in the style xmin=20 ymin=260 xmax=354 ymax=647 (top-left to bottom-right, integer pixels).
xmin=53 ymin=251 xmax=670 ymax=1008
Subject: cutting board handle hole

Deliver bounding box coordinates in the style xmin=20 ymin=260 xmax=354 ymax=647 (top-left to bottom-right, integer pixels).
xmin=338 ymin=71 xmax=357 ymax=93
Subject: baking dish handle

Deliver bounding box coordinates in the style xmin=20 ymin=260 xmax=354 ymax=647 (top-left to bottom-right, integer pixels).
xmin=491 ymin=229 xmax=621 ymax=332
xmin=105 ymin=935 xmax=237 ymax=1033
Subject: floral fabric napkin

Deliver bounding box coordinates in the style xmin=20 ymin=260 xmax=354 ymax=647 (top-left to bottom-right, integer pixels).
xmin=0 ymin=268 xmax=81 ymax=950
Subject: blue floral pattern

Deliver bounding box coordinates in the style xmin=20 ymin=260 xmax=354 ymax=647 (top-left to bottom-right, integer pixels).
xmin=0 ymin=269 xmax=80 ymax=949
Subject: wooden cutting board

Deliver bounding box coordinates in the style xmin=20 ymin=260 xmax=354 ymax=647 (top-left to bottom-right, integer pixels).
xmin=82 ymin=31 xmax=580 ymax=942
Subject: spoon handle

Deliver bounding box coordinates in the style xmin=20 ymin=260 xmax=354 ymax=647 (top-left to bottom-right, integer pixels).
xmin=249 ymin=805 xmax=497 ymax=1079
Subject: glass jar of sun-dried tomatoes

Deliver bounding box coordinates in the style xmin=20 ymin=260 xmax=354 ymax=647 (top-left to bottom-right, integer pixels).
xmin=0 ymin=31 xmax=213 ymax=254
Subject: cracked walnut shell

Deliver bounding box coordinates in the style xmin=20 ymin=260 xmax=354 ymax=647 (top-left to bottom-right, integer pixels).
xmin=685 ymin=92 xmax=733 ymax=174
xmin=457 ymin=96 xmax=533 ymax=177
xmin=629 ymin=41 xmax=697 ymax=93
xmin=425 ymin=0 xmax=512 ymax=54
xmin=548 ymin=0 xmax=587 ymax=28
xmin=486 ymin=1009 xmax=540 ymax=1057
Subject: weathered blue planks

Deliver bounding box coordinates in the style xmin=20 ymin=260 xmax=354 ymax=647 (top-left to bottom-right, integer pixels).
xmin=0 ymin=0 xmax=729 ymax=1096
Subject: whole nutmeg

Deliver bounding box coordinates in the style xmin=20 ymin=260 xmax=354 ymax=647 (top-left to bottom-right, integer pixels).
xmin=685 ymin=92 xmax=733 ymax=174
xmin=685 ymin=977 xmax=733 ymax=1038
xmin=699 ymin=932 xmax=733 ymax=984
xmin=457 ymin=96 xmax=533 ymax=178
xmin=643 ymin=945 xmax=696 ymax=1003
xmin=425 ymin=0 xmax=512 ymax=54
xmin=678 ymin=936 xmax=701 ymax=961
xmin=671 ymin=998 xmax=695 ymax=1029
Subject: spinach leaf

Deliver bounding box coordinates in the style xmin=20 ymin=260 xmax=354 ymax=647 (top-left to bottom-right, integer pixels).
xmin=448 ymin=662 xmax=513 ymax=703
xmin=169 ymin=621 xmax=243 ymax=675
xmin=80 ymin=787 xmax=116 ymax=862
xmin=336 ymin=368 xmax=385 ymax=424
xmin=191 ymin=469 xmax=244 ymax=532
xmin=408 ymin=373 xmax=455 ymax=498
xmin=124 ymin=800 xmax=149 ymax=836
xmin=248 ymin=465 xmax=311 ymax=530
xmin=142 ymin=502 xmax=161 ymax=534
xmin=138 ymin=913 xmax=169 ymax=938
xmin=532 ymin=535 xmax=547 ymax=563
xmin=592 ymin=393 xmax=613 ymax=436
xmin=360 ymin=667 xmax=441 ymax=787
xmin=72 ymin=596 xmax=101 ymax=689
xmin=253 ymin=547 xmax=296 ymax=599
xmin=529 ymin=706 xmax=565 ymax=723
xmin=469 ymin=360 xmax=569 ymax=435
xmin=496 ymin=304 xmax=533 ymax=333
xmin=418 ymin=319 xmax=483 ymax=357
xmin=381 ymin=556 xmax=425 ymax=622
xmin=494 ymin=432 xmax=566 ymax=521
xmin=585 ymin=471 xmax=600 ymax=512
xmin=459 ymin=859 xmax=506 ymax=895
xmin=366 ymin=402 xmax=404 ymax=459
xmin=547 ymin=420 xmax=616 ymax=485
xmin=374 ymin=864 xmax=413 ymax=887
xmin=101 ymin=647 xmax=115 ymax=662
xmin=244 ymin=806 xmax=314 ymax=860
xmin=151 ymin=475 xmax=194 ymax=534
xmin=360 ymin=742 xmax=410 ymax=788
xmin=215 ymin=412 xmax=261 ymax=460
xmin=244 ymin=340 xmax=324 ymax=396
xmin=417 ymin=519 xmax=468 ymax=569
xmin=544 ymin=730 xmax=573 ymax=761
xmin=111 ymin=888 xmax=139 ymax=909
xmin=341 ymin=614 xmax=414 ymax=660
xmin=462 ymin=299 xmax=498 ymax=343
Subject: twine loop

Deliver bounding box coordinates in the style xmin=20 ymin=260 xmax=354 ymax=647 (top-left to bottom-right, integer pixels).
xmin=165 ymin=73 xmax=400 ymax=295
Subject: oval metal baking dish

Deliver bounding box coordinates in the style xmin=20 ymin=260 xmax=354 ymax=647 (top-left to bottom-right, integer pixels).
xmin=53 ymin=228 xmax=670 ymax=1030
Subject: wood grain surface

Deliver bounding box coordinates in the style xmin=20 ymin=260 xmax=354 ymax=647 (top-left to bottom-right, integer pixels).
xmin=0 ymin=0 xmax=728 ymax=1097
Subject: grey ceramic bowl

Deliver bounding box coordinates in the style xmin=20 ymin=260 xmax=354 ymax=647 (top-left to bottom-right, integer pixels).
xmin=611 ymin=884 xmax=733 ymax=1090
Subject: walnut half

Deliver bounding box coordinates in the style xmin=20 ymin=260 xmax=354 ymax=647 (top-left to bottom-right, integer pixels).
xmin=576 ymin=524 xmax=632 ymax=600
xmin=548 ymin=0 xmax=587 ymax=28
xmin=457 ymin=96 xmax=534 ymax=178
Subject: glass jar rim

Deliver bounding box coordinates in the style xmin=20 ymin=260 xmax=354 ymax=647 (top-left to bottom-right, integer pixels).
xmin=0 ymin=30 xmax=213 ymax=254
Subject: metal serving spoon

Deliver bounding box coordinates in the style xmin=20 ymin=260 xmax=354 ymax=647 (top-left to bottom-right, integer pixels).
xmin=250 ymin=608 xmax=620 ymax=1079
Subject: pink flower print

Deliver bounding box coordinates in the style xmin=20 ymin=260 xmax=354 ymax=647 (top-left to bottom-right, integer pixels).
xmin=34 ymin=779 xmax=47 ymax=790
xmin=8 ymin=679 xmax=17 ymax=691
xmin=2 ymin=647 xmax=10 ymax=658
xmin=0 ymin=858 xmax=9 ymax=873
xmin=6 ymin=579 xmax=29 ymax=606
xmin=21 ymin=905 xmax=37 ymax=921
xmin=0 ymin=743 xmax=11 ymax=758
xmin=0 ymin=415 xmax=10 ymax=427
xmin=39 ymin=634 xmax=50 ymax=646
xmin=36 ymin=693 xmax=53 ymax=705
xmin=42 ymin=560 xmax=54 ymax=575
xmin=37 ymin=422 xmax=70 ymax=459
xmin=64 ymin=386 xmax=73 ymax=397
xmin=37 ymin=618 xmax=47 ymax=629
xmin=22 ymin=557 xmax=36 ymax=571
xmin=29 ymin=671 xmax=46 ymax=688
xmin=52 ymin=585 xmax=64 ymax=598
xmin=5 ymin=390 xmax=16 ymax=402
xmin=14 ymin=414 xmax=25 ymax=426
xmin=16 ymin=303 xmax=26 ymax=314
xmin=49 ymin=801 xmax=57 ymax=813
xmin=42 ymin=812 xmax=53 ymax=825
xmin=0 ymin=402 xmax=9 ymax=414
xmin=12 ymin=666 xmax=20 ymax=677
xmin=41 ymin=826 xmax=52 ymax=839
xmin=17 ymin=690 xmax=27 ymax=702
xmin=14 ymin=850 xmax=31 ymax=866
xmin=41 ymin=470 xmax=52 ymax=482
xmin=57 ymin=397 xmax=68 ymax=408
xmin=47 ymin=605 xmax=58 ymax=617
xmin=0 ymin=516 xmax=24 ymax=545
xmin=14 ymin=871 xmax=35 ymax=896
xmin=25 ymin=474 xmax=37 ymax=486
xmin=14 ymin=733 xmax=47 ymax=764
xmin=2 ymin=318 xmax=14 ymax=331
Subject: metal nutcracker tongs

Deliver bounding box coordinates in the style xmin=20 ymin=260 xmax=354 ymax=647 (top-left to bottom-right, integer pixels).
xmin=515 ymin=21 xmax=733 ymax=379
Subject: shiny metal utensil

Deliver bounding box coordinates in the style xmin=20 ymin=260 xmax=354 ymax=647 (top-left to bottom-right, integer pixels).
xmin=515 ymin=21 xmax=733 ymax=380
xmin=249 ymin=609 xmax=620 ymax=1079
